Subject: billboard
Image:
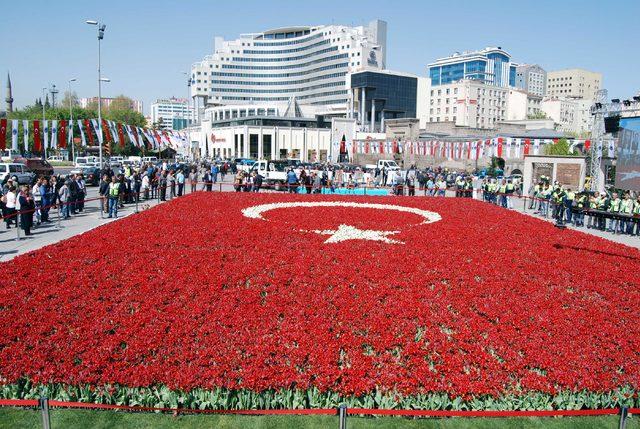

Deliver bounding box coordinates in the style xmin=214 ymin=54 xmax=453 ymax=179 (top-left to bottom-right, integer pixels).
xmin=615 ymin=116 xmax=640 ymax=191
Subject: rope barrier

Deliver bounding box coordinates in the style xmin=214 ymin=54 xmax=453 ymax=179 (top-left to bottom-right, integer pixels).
xmin=0 ymin=398 xmax=636 ymax=418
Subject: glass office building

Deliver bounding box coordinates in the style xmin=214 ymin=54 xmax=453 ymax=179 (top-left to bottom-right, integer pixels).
xmin=349 ymin=70 xmax=417 ymax=132
xmin=428 ymin=47 xmax=516 ymax=88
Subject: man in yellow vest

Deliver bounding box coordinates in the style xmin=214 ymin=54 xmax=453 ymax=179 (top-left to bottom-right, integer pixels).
xmin=107 ymin=176 xmax=121 ymax=219
xmin=620 ymin=193 xmax=634 ymax=234
xmin=607 ymin=192 xmax=622 ymax=234
xmin=565 ymin=187 xmax=575 ymax=224
xmin=633 ymin=195 xmax=640 ymax=236
xmin=574 ymin=191 xmax=588 ymax=227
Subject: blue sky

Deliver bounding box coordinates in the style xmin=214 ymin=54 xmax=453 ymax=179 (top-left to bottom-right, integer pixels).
xmin=1 ymin=0 xmax=638 ymax=114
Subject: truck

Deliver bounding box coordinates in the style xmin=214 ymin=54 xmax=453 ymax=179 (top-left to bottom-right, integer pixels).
xmin=250 ymin=160 xmax=297 ymax=191
xmin=365 ymin=159 xmax=401 ymax=172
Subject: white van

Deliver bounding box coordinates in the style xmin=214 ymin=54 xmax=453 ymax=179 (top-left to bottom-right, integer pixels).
xmin=142 ymin=156 xmax=158 ymax=164
xmin=75 ymin=156 xmax=99 ymax=167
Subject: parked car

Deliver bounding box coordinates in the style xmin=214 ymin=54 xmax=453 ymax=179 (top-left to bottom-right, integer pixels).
xmin=75 ymin=156 xmax=100 ymax=167
xmin=1 ymin=149 xmax=20 ymax=162
xmin=69 ymin=166 xmax=101 ymax=186
xmin=0 ymin=163 xmax=36 ymax=185
xmin=14 ymin=157 xmax=54 ymax=178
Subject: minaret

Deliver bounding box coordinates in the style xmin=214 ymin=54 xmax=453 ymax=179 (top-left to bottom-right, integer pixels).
xmin=5 ymin=72 xmax=13 ymax=113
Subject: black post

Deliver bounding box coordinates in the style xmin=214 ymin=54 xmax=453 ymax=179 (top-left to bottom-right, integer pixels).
xmin=338 ymin=404 xmax=347 ymax=429
xmin=39 ymin=397 xmax=51 ymax=429
xmin=619 ymin=406 xmax=628 ymax=429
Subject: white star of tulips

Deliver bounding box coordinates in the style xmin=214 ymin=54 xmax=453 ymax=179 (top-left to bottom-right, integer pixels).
xmin=308 ymin=224 xmax=403 ymax=244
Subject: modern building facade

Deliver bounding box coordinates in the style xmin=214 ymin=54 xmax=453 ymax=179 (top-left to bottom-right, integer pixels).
xmin=422 ymin=79 xmax=509 ymax=129
xmin=190 ymin=20 xmax=387 ymax=118
xmin=79 ymin=97 xmax=144 ymax=114
xmin=546 ymin=68 xmax=602 ymax=100
xmin=150 ymin=97 xmax=194 ymax=130
xmin=197 ymin=119 xmax=332 ymax=161
xmin=347 ymin=69 xmax=417 ymax=133
xmin=427 ymin=47 xmax=516 ymax=88
xmin=515 ymin=64 xmax=547 ymax=97
xmin=507 ymin=89 xmax=542 ymax=121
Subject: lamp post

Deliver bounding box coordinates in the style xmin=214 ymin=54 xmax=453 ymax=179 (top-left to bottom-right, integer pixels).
xmin=183 ymin=72 xmax=193 ymax=161
xmin=68 ymin=78 xmax=77 ymax=162
xmin=86 ymin=19 xmax=106 ymax=170
xmin=42 ymin=87 xmax=48 ymax=160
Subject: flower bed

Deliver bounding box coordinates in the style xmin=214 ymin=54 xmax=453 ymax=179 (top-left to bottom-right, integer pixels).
xmin=1 ymin=192 xmax=639 ymax=409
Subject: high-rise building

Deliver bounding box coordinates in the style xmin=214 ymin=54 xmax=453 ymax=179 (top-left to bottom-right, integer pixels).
xmin=150 ymin=98 xmax=195 ymax=130
xmin=190 ymin=20 xmax=387 ymax=118
xmin=546 ymin=68 xmax=602 ymax=100
xmin=427 ymin=47 xmax=517 ymax=88
xmin=79 ymin=97 xmax=144 ymax=113
xmin=515 ymin=64 xmax=546 ymax=97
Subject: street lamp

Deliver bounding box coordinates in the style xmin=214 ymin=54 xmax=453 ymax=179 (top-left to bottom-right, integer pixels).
xmin=86 ymin=19 xmax=106 ymax=170
xmin=182 ymin=72 xmax=193 ymax=160
xmin=68 ymin=78 xmax=77 ymax=162
xmin=42 ymin=87 xmax=48 ymax=159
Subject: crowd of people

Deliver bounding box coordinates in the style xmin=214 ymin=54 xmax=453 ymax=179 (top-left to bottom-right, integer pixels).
xmin=2 ymin=158 xmax=639 ymax=240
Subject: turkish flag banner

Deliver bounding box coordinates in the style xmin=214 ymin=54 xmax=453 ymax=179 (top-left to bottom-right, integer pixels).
xmin=33 ymin=120 xmax=41 ymax=152
xmin=58 ymin=120 xmax=67 ymax=149
xmin=497 ymin=137 xmax=503 ymax=158
xmin=117 ymin=123 xmax=126 ymax=148
xmin=585 ymin=140 xmax=591 ymax=151
xmin=85 ymin=120 xmax=94 ymax=145
xmin=524 ymin=139 xmax=531 ymax=156
xmin=101 ymin=119 xmax=112 ymax=143
xmin=0 ymin=119 xmax=6 ymax=150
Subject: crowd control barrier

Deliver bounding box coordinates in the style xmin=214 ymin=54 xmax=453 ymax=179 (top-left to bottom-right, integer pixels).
xmin=0 ymin=398 xmax=636 ymax=429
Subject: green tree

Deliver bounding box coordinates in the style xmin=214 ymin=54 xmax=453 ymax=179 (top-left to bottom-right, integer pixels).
xmin=60 ymin=91 xmax=79 ymax=109
xmin=544 ymin=138 xmax=576 ymax=156
xmin=527 ymin=111 xmax=548 ymax=120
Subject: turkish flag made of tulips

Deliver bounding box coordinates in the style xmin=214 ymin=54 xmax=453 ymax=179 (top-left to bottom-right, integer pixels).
xmin=1 ymin=193 xmax=640 ymax=399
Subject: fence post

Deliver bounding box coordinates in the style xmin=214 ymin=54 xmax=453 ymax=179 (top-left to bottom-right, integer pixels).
xmin=57 ymin=205 xmax=62 ymax=229
xmin=39 ymin=396 xmax=51 ymax=429
xmin=15 ymin=214 xmax=21 ymax=241
xmin=100 ymin=197 xmax=104 ymax=219
xmin=135 ymin=194 xmax=139 ymax=213
xmin=338 ymin=404 xmax=347 ymax=429
xmin=619 ymin=406 xmax=629 ymax=429
xmin=523 ymin=196 xmax=527 ymax=212
xmin=219 ymin=182 xmax=222 ymax=192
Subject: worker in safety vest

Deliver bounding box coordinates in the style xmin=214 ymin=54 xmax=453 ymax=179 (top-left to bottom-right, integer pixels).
xmin=505 ymin=180 xmax=515 ymax=209
xmin=107 ymin=176 xmax=120 ymax=219
xmin=564 ymin=188 xmax=575 ymax=224
xmin=596 ymin=192 xmax=609 ymax=231
xmin=633 ymin=196 xmax=640 ymax=236
xmin=620 ymin=193 xmax=634 ymax=234
xmin=551 ymin=185 xmax=566 ymax=225
xmin=574 ymin=192 xmax=588 ymax=227
xmin=607 ymin=192 xmax=621 ymax=234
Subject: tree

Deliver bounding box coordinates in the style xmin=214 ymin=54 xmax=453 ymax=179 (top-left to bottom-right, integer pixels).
xmin=60 ymin=91 xmax=79 ymax=109
xmin=44 ymin=95 xmax=51 ymax=109
xmin=527 ymin=111 xmax=548 ymax=120
xmin=109 ymin=95 xmax=135 ymax=111
xmin=544 ymin=138 xmax=576 ymax=156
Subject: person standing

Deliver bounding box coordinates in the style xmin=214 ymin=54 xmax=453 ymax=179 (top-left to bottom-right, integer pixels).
xmin=98 ymin=174 xmax=110 ymax=214
xmin=286 ymin=168 xmax=298 ymax=193
xmin=107 ymin=176 xmax=120 ymax=218
xmin=167 ymin=171 xmax=176 ymax=199
xmin=32 ymin=178 xmax=42 ymax=225
xmin=176 ymin=169 xmax=185 ymax=196
xmin=189 ymin=168 xmax=197 ymax=193
xmin=564 ymin=188 xmax=575 ymax=224
xmin=17 ymin=185 xmax=35 ymax=236
xmin=141 ymin=173 xmax=150 ymax=200
xmin=203 ymin=171 xmax=212 ymax=191
xmin=607 ymin=192 xmax=621 ymax=233
xmin=406 ymin=166 xmax=416 ymax=197
xmin=211 ymin=163 xmax=219 ymax=184
xmin=39 ymin=178 xmax=52 ymax=223
xmin=76 ymin=174 xmax=87 ymax=212
xmin=2 ymin=185 xmax=17 ymax=228
xmin=159 ymin=172 xmax=168 ymax=201
xmin=253 ymin=171 xmax=263 ymax=192
xmin=58 ymin=181 xmax=70 ymax=219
